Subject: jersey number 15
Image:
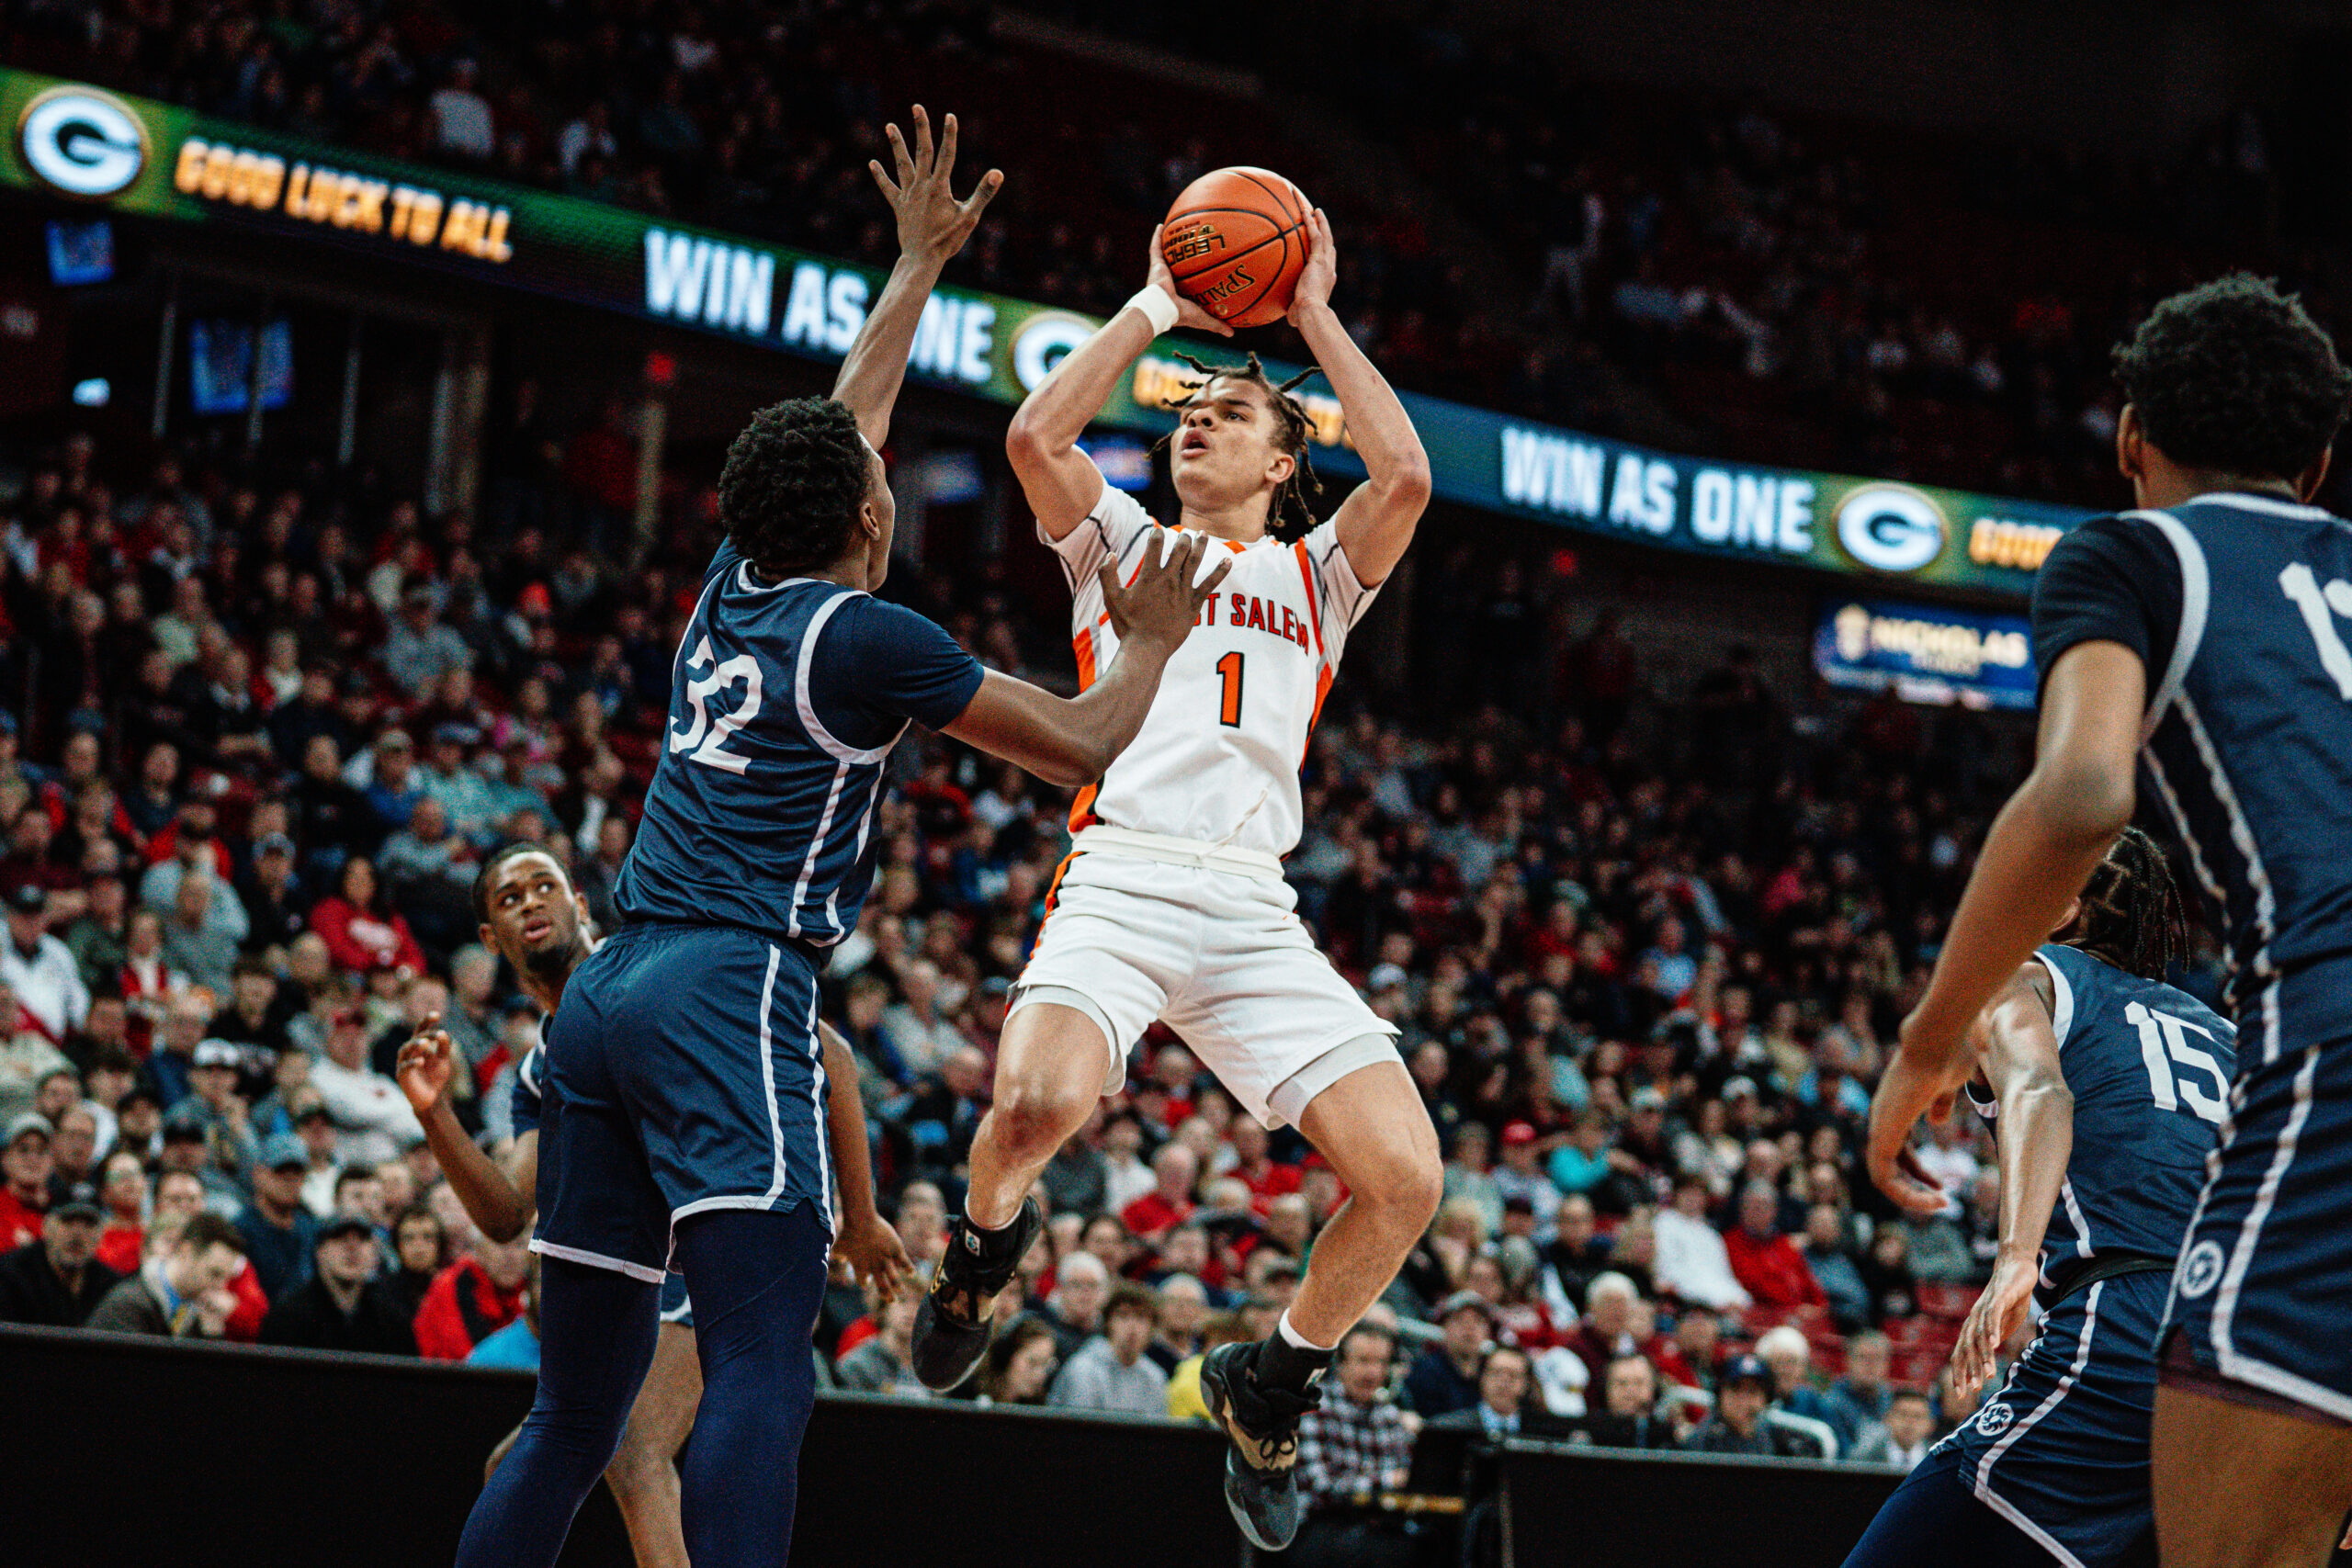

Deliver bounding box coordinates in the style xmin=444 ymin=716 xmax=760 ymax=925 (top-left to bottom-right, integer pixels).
xmin=2123 ymin=1001 xmax=2227 ymax=1125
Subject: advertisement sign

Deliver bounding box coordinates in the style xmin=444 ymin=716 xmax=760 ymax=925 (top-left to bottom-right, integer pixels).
xmin=1814 ymin=597 xmax=2038 ymax=710
xmin=4 ymin=69 xmax=2092 ymax=596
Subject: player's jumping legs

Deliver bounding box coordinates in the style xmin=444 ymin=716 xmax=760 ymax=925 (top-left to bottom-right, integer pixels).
xmin=604 ymin=1321 xmax=704 ymax=1568
xmin=1287 ymin=1058 xmax=1442 ymax=1344
xmin=964 ymin=1001 xmax=1113 ymax=1228
xmin=672 ymin=1204 xmax=830 ymax=1568
xmin=911 ymin=999 xmax=1101 ymax=1389
xmin=1201 ymin=1055 xmax=1441 ymax=1551
xmin=2152 ymin=1384 xmax=2352 ymax=1568
xmin=453 ymin=1258 xmax=661 ymax=1568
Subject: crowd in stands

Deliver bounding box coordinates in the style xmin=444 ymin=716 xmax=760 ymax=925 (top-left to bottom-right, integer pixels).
xmin=10 ymin=0 xmax=2347 ymax=513
xmin=0 ymin=398 xmax=2085 ymax=1561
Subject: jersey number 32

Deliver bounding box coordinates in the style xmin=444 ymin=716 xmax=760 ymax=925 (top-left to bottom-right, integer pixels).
xmin=669 ymin=636 xmax=763 ymax=774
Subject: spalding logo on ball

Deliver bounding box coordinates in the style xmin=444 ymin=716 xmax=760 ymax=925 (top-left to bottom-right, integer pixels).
xmin=1160 ymin=166 xmax=1311 ymax=329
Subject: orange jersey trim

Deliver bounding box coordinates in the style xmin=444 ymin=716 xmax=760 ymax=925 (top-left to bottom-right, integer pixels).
xmin=1293 ymin=542 xmax=1327 ymax=662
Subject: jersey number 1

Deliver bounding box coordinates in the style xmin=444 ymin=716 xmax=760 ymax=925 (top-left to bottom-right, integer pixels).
xmin=2278 ymin=562 xmax=2352 ymax=698
xmin=1216 ymin=650 xmax=1244 ymax=728
xmin=2123 ymin=1000 xmax=2228 ymax=1125
xmin=670 ymin=636 xmax=763 ymax=774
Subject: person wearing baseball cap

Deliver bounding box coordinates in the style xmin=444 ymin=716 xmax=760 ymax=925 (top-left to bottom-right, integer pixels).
xmin=257 ymin=1210 xmax=417 ymax=1356
xmin=1684 ymin=1351 xmax=1827 ymax=1459
xmin=1405 ymin=1289 xmax=1498 ymax=1418
xmin=1492 ymin=1118 xmax=1565 ymax=1225
xmin=0 ymin=1179 xmax=120 ymax=1326
xmin=0 ymin=1112 xmax=53 ymax=1252
xmin=234 ymin=1132 xmax=322 ymax=1302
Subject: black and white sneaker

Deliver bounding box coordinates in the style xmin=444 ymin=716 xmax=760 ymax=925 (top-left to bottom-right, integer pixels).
xmin=1198 ymin=1340 xmax=1320 ymax=1551
xmin=910 ymin=1196 xmax=1042 ymax=1392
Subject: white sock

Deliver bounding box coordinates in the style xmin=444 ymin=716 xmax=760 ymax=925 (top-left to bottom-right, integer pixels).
xmin=1276 ymin=1308 xmax=1337 ymax=1355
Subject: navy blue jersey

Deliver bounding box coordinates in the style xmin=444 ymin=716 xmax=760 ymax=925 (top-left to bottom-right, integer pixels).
xmin=1970 ymin=943 xmax=2237 ymax=1277
xmin=510 ymin=1043 xmax=543 ymax=1139
xmin=2035 ymin=492 xmax=2352 ymax=1050
xmin=615 ymin=545 xmax=985 ymax=945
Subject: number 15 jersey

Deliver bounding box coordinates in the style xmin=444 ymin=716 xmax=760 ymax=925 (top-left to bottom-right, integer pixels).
xmin=1046 ymin=481 xmax=1382 ymax=855
xmin=2034 ymin=491 xmax=2352 ymax=1053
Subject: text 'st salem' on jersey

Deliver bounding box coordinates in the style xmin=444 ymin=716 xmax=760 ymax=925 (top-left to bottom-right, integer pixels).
xmin=1047 ymin=482 xmax=1381 ymax=855
xmin=1966 ymin=943 xmax=2238 ymax=1280
xmin=2033 ymin=491 xmax=2352 ymax=1052
xmin=615 ymin=542 xmax=985 ymax=946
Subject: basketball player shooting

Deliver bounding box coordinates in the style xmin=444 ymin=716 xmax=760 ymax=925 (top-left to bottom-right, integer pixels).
xmin=910 ymin=203 xmax=1442 ymax=1552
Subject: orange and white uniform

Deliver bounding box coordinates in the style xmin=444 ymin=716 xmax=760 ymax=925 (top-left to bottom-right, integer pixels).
xmin=1012 ymin=480 xmax=1401 ymax=1129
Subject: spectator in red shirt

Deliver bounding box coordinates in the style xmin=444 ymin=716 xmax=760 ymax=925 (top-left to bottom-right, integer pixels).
xmin=309 ymin=856 xmax=426 ymax=978
xmin=413 ymin=1230 xmax=530 ymax=1359
xmin=1227 ymin=1116 xmax=1300 ymax=1213
xmin=1724 ymin=1180 xmax=1826 ymax=1310
xmin=94 ymin=1148 xmax=147 ymax=1275
xmin=0 ymin=1112 xmax=52 ymax=1250
xmin=1119 ymin=1139 xmax=1198 ymax=1245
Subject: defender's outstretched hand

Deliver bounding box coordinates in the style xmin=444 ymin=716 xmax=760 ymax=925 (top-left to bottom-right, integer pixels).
xmin=395 ymin=1011 xmax=458 ymax=1118
xmin=1949 ymin=1252 xmax=2036 ymax=1399
xmin=1147 ymin=227 xmax=1236 ymax=337
xmin=1100 ymin=533 xmax=1232 ymax=651
xmin=831 ymin=1209 xmax=915 ymax=1303
xmin=870 ymin=106 xmax=1001 ymax=265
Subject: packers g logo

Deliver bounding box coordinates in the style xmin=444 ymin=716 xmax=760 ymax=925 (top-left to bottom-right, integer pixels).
xmin=1012 ymin=311 xmax=1094 ymax=393
xmin=2177 ymin=1239 xmax=2226 ymax=1301
xmin=1973 ymin=1401 xmax=2015 ymax=1438
xmin=16 ymin=85 xmax=149 ymax=199
xmin=1836 ymin=483 xmax=1948 ymax=574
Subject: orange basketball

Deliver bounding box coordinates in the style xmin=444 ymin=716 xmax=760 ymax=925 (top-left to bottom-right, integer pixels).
xmin=1160 ymin=166 xmax=1312 ymax=330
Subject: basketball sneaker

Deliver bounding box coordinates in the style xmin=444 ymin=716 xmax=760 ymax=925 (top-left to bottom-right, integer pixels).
xmin=1199 ymin=1339 xmax=1322 ymax=1551
xmin=910 ymin=1196 xmax=1042 ymax=1391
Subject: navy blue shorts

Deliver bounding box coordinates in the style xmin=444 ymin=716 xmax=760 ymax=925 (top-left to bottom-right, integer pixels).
xmin=534 ymin=922 xmax=834 ymax=1283
xmin=1931 ymin=1271 xmax=2166 ymax=1568
xmin=2162 ymin=983 xmax=2352 ymax=1426
xmin=1843 ymin=1443 xmax=2154 ymax=1568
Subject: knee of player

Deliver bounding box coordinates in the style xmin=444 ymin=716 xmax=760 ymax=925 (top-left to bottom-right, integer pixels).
xmin=989 ymin=1078 xmax=1092 ymax=1156
xmin=1356 ymin=1143 xmax=1442 ymax=1226
xmin=602 ymin=1431 xmax=668 ymax=1496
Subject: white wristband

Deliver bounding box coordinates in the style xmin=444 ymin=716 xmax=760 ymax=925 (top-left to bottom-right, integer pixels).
xmin=1125 ymin=285 xmax=1181 ymax=337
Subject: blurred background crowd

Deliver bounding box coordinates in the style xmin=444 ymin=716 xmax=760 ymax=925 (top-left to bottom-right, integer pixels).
xmin=0 ymin=0 xmax=2292 ymax=1561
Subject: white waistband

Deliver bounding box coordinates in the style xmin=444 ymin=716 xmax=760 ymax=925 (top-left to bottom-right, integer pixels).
xmin=1072 ymin=824 xmax=1284 ymax=881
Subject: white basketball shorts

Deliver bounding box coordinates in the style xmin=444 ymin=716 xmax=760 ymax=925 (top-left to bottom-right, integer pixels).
xmin=1010 ymin=829 xmax=1401 ymax=1129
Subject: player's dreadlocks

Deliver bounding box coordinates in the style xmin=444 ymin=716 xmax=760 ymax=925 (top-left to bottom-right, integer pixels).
xmin=2112 ymin=273 xmax=2352 ymax=483
xmin=1159 ymin=353 xmax=1324 ymax=542
xmin=717 ymin=397 xmax=873 ymax=576
xmin=2063 ymin=826 xmax=2188 ymax=982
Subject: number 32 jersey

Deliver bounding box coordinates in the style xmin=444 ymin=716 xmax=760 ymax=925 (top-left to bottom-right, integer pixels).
xmin=2034 ymin=491 xmax=2352 ymax=1052
xmin=615 ymin=543 xmax=985 ymax=946
xmin=1046 ymin=482 xmax=1382 ymax=855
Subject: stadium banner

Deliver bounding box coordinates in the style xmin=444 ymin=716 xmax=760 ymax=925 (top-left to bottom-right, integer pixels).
xmin=1813 ymin=595 xmax=2038 ymax=710
xmin=3 ymin=68 xmax=2086 ymax=596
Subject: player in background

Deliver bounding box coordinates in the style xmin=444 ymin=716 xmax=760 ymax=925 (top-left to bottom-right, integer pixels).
xmin=1845 ymin=831 xmax=2233 ymax=1568
xmin=1866 ymin=276 xmax=2352 ymax=1567
xmin=394 ymin=843 xmax=911 ymax=1568
xmin=912 ymin=208 xmax=1440 ymax=1551
xmin=452 ymin=107 xmax=1226 ymax=1568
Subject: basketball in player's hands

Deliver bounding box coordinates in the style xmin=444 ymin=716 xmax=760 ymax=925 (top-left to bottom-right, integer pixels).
xmin=1160 ymin=167 xmax=1313 ymax=330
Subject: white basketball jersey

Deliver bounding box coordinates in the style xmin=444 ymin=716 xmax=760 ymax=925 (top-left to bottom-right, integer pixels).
xmin=1045 ymin=482 xmax=1381 ymax=856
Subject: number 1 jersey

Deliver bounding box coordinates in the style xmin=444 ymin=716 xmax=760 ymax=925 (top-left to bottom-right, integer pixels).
xmin=1046 ymin=481 xmax=1382 ymax=855
xmin=615 ymin=544 xmax=984 ymax=946
xmin=2034 ymin=491 xmax=2352 ymax=1051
